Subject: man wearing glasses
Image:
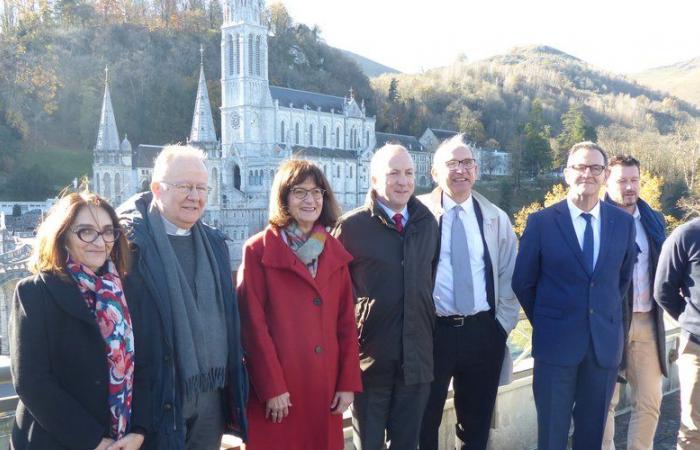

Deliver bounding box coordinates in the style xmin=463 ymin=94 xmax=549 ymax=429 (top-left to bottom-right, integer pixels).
xmin=418 ymin=134 xmax=519 ymax=450
xmin=512 ymin=142 xmax=637 ymax=450
xmin=118 ymin=145 xmax=247 ymax=449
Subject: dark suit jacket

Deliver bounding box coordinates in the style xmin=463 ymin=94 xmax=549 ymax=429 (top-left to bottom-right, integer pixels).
xmin=512 ymin=200 xmax=637 ymax=369
xmin=10 ymin=271 xmax=150 ymax=450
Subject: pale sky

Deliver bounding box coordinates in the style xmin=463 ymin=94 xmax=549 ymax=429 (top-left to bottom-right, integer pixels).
xmin=278 ymin=0 xmax=700 ymax=75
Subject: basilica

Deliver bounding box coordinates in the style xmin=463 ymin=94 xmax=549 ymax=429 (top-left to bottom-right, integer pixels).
xmin=92 ymin=0 xmax=507 ymax=266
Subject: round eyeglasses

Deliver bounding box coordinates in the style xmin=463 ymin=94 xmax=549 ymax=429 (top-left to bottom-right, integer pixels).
xmin=290 ymin=187 xmax=326 ymax=200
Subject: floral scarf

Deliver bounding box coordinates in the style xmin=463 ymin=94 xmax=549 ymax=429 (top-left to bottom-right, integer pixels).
xmin=67 ymin=257 xmax=135 ymax=439
xmin=283 ymin=223 xmax=327 ymax=278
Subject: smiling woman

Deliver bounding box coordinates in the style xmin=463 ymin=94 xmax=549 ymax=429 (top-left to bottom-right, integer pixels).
xmin=10 ymin=188 xmax=149 ymax=450
xmin=237 ymin=159 xmax=362 ymax=450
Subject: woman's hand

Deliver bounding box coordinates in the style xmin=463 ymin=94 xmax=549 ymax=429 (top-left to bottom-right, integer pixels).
xmin=107 ymin=433 xmax=145 ymax=450
xmin=330 ymin=391 xmax=353 ymax=415
xmin=266 ymin=392 xmax=292 ymax=423
xmin=94 ymin=438 xmax=114 ymax=450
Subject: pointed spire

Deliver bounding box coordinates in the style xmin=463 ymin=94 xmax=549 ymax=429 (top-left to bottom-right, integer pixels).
xmin=190 ymin=49 xmax=217 ymax=144
xmin=95 ymin=66 xmax=121 ymax=152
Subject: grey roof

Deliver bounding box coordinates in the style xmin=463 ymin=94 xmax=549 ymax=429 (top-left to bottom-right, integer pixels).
xmin=133 ymin=144 xmax=163 ymax=169
xmin=290 ymin=145 xmax=358 ymax=160
xmin=429 ymin=128 xmax=458 ymax=140
xmin=375 ymin=132 xmax=427 ymax=152
xmin=270 ymin=86 xmax=345 ymax=113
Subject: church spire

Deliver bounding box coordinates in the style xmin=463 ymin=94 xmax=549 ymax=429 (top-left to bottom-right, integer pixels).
xmin=95 ymin=66 xmax=120 ymax=152
xmin=189 ymin=46 xmax=217 ymax=144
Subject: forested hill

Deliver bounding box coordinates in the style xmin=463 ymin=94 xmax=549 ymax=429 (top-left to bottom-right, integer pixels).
xmin=0 ymin=3 xmax=374 ymax=198
xmin=373 ymin=44 xmax=700 ymax=148
xmin=632 ymin=56 xmax=700 ymax=107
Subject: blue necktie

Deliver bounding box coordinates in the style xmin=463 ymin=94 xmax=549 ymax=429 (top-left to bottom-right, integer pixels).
xmin=581 ymin=213 xmax=594 ymax=273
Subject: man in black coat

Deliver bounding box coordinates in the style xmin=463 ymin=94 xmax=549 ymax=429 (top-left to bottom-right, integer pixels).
xmin=119 ymin=145 xmax=247 ymax=450
xmin=333 ymin=144 xmax=439 ymax=450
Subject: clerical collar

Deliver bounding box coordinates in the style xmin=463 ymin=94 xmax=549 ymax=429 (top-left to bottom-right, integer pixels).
xmin=160 ymin=215 xmax=192 ymax=236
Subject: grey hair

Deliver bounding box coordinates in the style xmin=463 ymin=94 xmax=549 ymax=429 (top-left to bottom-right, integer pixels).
xmin=151 ymin=145 xmax=207 ymax=183
xmin=433 ymin=133 xmax=476 ymax=165
xmin=567 ymin=141 xmax=608 ymax=166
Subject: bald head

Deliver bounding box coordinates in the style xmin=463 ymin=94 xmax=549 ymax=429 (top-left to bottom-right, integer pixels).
xmin=370 ymin=144 xmax=415 ymax=212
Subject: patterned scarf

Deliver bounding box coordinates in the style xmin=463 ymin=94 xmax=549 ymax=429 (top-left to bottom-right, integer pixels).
xmin=283 ymin=223 xmax=327 ymax=277
xmin=67 ymin=257 xmax=135 ymax=439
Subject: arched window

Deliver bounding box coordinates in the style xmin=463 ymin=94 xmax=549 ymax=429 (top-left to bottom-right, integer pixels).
xmin=280 ymin=121 xmax=285 ymax=142
xmin=248 ymin=170 xmax=253 ymax=185
xmin=295 ymin=123 xmax=300 ymax=144
xmin=350 ymin=166 xmax=353 ymax=178
xmin=103 ymin=173 xmax=111 ymax=200
xmin=309 ymin=124 xmax=314 ymax=146
xmin=366 ymin=130 xmax=370 ymax=147
xmin=227 ymin=34 xmax=234 ymax=75
xmin=233 ymin=164 xmax=241 ymax=190
xmin=336 ymin=165 xmax=341 ymax=178
xmin=323 ymin=165 xmax=327 ymax=174
xmin=96 ymin=173 xmax=100 ymax=193
xmin=114 ymin=173 xmax=121 ymax=204
xmin=140 ymin=179 xmax=149 ymax=192
xmin=336 ymin=126 xmax=340 ymax=148
xmin=248 ymin=34 xmax=253 ymax=75
xmin=322 ymin=125 xmax=327 ymax=147
xmin=235 ymin=34 xmax=241 ymax=74
xmin=255 ymin=35 xmax=261 ymax=76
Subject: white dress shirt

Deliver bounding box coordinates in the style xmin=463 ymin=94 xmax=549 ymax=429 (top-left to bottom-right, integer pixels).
xmin=433 ymin=194 xmax=489 ymax=316
xmin=567 ymin=197 xmax=601 ymax=269
xmin=632 ymin=206 xmax=652 ymax=312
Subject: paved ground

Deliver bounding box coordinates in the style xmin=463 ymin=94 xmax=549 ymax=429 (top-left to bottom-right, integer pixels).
xmin=613 ymin=389 xmax=680 ymax=449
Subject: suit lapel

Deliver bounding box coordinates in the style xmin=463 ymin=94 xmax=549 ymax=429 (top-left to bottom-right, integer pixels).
xmin=553 ymin=201 xmax=590 ymax=275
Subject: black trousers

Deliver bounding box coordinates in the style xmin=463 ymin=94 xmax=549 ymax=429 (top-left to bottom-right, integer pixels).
xmin=419 ymin=311 xmax=507 ymax=450
xmin=352 ymin=361 xmax=431 ymax=450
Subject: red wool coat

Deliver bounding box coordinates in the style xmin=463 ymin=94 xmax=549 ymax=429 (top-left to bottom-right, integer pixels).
xmin=237 ymin=226 xmax=362 ymax=450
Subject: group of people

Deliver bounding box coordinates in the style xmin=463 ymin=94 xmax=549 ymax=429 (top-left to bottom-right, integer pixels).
xmin=8 ymin=135 xmax=700 ymax=450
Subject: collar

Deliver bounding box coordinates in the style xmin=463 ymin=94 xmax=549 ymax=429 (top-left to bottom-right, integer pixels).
xmin=376 ymin=198 xmax=408 ymax=223
xmin=442 ymin=193 xmax=473 ymax=215
xmin=567 ymin=196 xmax=601 ymax=220
xmin=160 ymin=214 xmax=192 ymax=236
xmin=633 ymin=205 xmax=641 ymax=220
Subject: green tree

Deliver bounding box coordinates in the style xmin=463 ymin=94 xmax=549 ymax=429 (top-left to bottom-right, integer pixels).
xmin=521 ymin=100 xmax=552 ymax=177
xmin=555 ymin=104 xmax=596 ymax=167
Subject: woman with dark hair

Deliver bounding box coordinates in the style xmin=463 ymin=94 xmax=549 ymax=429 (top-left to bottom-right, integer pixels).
xmin=237 ymin=160 xmax=362 ymax=450
xmin=10 ymin=189 xmax=149 ymax=450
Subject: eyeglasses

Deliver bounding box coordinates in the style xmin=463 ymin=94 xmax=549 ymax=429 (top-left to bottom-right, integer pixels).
xmin=445 ymin=158 xmax=476 ymax=170
xmin=290 ymin=187 xmax=325 ymax=200
xmin=71 ymin=227 xmax=120 ymax=244
xmin=567 ymin=164 xmax=606 ymax=176
xmin=161 ymin=181 xmax=212 ymax=196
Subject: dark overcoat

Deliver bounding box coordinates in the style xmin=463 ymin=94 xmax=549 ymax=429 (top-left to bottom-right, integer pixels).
xmin=118 ymin=192 xmax=248 ymax=449
xmin=10 ymin=271 xmax=150 ymax=449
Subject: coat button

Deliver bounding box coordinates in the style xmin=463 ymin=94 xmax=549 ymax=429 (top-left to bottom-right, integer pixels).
xmin=164 ymin=354 xmax=171 ymax=363
xmin=589 ymin=308 xmax=594 ymax=315
xmin=163 ymin=403 xmax=173 ymax=411
xmin=95 ymin=380 xmax=101 ymax=386
xmin=313 ymin=298 xmax=322 ymax=306
xmin=590 ymin=282 xmax=595 ymax=287
xmin=314 ymin=345 xmax=322 ymax=354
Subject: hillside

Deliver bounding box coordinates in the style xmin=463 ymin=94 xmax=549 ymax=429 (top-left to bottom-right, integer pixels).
xmin=373 ymin=44 xmax=699 ymax=145
xmin=337 ymin=48 xmax=400 ymax=78
xmin=632 ymin=57 xmax=700 ymax=106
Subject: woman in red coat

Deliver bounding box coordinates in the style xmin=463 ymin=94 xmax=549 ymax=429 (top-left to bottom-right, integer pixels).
xmin=237 ymin=160 xmax=362 ymax=450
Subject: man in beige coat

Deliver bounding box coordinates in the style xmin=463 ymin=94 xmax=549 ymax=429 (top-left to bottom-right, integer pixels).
xmin=418 ymin=134 xmax=519 ymax=450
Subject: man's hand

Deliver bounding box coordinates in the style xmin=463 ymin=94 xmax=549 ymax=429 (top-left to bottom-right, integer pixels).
xmin=107 ymin=433 xmax=145 ymax=450
xmin=330 ymin=391 xmax=353 ymax=415
xmin=266 ymin=392 xmax=292 ymax=423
